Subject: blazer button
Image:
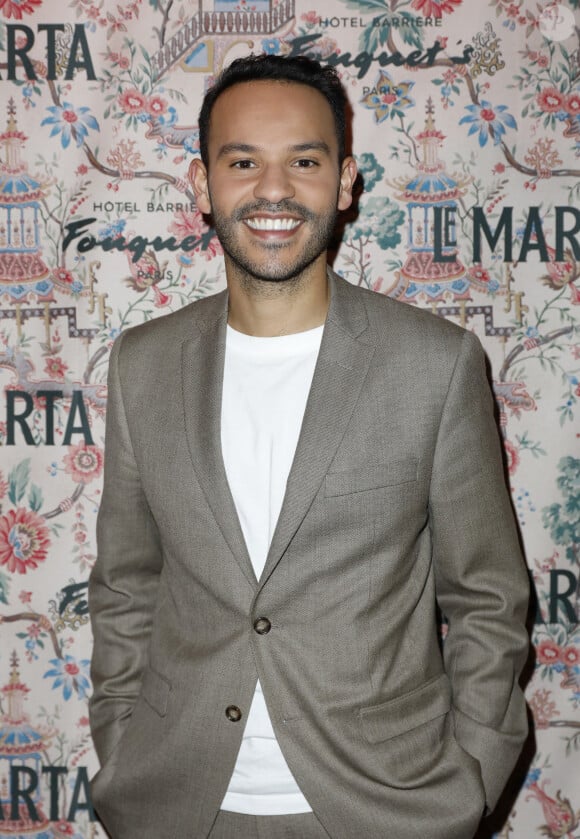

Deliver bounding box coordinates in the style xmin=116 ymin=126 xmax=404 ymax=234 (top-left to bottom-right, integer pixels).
xmin=253 ymin=617 xmax=272 ymax=635
xmin=225 ymin=705 xmax=242 ymax=722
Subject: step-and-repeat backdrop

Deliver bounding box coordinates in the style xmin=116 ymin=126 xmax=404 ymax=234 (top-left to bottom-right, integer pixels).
xmin=0 ymin=1 xmax=578 ymax=837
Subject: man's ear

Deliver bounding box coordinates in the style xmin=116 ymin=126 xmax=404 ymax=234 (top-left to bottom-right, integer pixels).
xmin=337 ymin=156 xmax=358 ymax=212
xmin=188 ymin=158 xmax=211 ymax=215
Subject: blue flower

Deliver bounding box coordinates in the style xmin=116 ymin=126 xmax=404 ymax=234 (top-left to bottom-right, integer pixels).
xmin=98 ymin=219 xmax=127 ymax=240
xmin=261 ymin=38 xmax=281 ymax=54
xmin=44 ymin=655 xmax=91 ymax=701
xmin=41 ymin=102 xmax=99 ymax=149
xmin=524 ymin=767 xmax=541 ymax=789
xmin=71 ymin=280 xmax=84 ymax=294
xmin=183 ymin=132 xmax=199 ymax=155
xmin=459 ymin=100 xmax=517 ymax=147
xmin=525 ymin=326 xmax=540 ymax=339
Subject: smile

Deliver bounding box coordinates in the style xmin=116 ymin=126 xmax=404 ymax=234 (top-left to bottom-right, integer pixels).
xmin=245 ymin=217 xmax=302 ymax=231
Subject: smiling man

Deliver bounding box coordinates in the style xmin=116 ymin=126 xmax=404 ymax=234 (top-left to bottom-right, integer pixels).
xmin=89 ymin=54 xmax=530 ymax=839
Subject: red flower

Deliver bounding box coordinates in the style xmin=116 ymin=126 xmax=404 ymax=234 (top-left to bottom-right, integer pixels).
xmin=0 ymin=508 xmax=50 ymax=574
xmin=410 ymin=0 xmax=462 ymax=18
xmin=536 ymin=639 xmax=561 ymax=665
xmin=506 ymin=3 xmax=519 ymax=17
xmin=52 ymin=267 xmax=74 ymax=285
xmin=468 ymin=265 xmax=490 ymax=283
xmin=493 ymin=162 xmax=506 ymax=174
xmin=63 ymin=443 xmax=103 ymax=484
xmin=480 ymin=107 xmax=496 ymax=122
xmin=147 ymin=95 xmax=168 ymax=116
xmin=19 ymin=590 xmax=33 ymax=604
xmin=560 ymin=646 xmax=579 ymax=666
xmin=502 ymin=438 xmax=520 ymax=475
xmin=537 ymin=87 xmax=565 ymax=113
xmin=44 ymin=356 xmax=68 ymax=381
xmin=536 ymin=54 xmax=549 ymax=69
xmin=118 ymin=88 xmax=147 ymax=114
xmin=0 ymin=0 xmax=42 ymax=19
xmin=565 ymin=92 xmax=580 ymax=116
xmin=76 ymin=164 xmax=88 ymax=176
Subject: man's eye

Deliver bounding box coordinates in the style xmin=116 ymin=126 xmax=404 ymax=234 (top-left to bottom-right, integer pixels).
xmin=294 ymin=159 xmax=317 ymax=168
xmin=232 ymin=160 xmax=255 ymax=169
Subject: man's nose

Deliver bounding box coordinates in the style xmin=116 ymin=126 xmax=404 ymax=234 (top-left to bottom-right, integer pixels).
xmin=253 ymin=164 xmax=295 ymax=203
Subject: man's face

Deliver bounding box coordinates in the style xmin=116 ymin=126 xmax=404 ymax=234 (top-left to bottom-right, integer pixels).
xmin=190 ymin=80 xmax=356 ymax=285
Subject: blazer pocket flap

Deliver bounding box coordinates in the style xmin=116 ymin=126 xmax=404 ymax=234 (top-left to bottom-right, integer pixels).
xmin=141 ymin=667 xmax=171 ymax=717
xmin=359 ymin=673 xmax=451 ymax=744
xmin=325 ymin=459 xmax=418 ymax=497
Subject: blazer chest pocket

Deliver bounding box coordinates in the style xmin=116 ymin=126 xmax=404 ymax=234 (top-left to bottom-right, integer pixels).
xmin=325 ymin=458 xmax=418 ymax=498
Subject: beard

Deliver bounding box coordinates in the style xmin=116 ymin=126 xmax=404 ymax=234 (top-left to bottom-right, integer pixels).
xmin=209 ymin=197 xmax=339 ymax=286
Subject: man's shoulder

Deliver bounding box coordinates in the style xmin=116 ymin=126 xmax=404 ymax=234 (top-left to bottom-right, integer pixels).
xmin=340 ymin=276 xmax=469 ymax=350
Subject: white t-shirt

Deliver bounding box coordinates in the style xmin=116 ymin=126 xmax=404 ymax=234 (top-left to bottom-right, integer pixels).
xmin=219 ymin=322 xmax=323 ymax=815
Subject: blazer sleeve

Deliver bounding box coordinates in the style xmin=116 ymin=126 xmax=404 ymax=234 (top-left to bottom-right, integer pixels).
xmin=88 ymin=331 xmax=163 ymax=766
xmin=429 ymin=330 xmax=530 ymax=811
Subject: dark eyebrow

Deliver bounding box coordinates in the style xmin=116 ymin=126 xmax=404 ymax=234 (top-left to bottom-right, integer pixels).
xmin=216 ymin=141 xmax=333 ymax=159
xmin=289 ymin=141 xmax=332 ymax=155
xmin=216 ymin=143 xmax=258 ymax=159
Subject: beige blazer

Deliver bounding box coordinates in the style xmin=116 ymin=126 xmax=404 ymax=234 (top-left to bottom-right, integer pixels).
xmin=89 ymin=271 xmax=529 ymax=839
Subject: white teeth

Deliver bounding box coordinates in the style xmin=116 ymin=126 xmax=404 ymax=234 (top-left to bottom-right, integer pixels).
xmin=246 ymin=217 xmax=300 ymax=231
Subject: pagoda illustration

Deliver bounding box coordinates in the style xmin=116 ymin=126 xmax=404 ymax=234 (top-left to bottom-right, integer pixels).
xmin=388 ymin=98 xmax=471 ymax=304
xmin=0 ymin=652 xmax=55 ymax=838
xmin=151 ymin=0 xmax=295 ymax=79
xmin=0 ymin=100 xmax=51 ymax=306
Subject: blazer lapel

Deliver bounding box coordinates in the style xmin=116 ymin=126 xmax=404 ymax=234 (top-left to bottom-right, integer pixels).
xmin=259 ymin=272 xmax=376 ymax=587
xmin=181 ymin=291 xmax=258 ymax=589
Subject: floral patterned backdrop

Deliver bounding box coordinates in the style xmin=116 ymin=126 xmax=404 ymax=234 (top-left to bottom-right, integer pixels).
xmin=0 ymin=0 xmax=578 ymax=837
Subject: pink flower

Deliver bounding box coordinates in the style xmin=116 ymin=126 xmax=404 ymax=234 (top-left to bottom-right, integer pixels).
xmin=63 ymin=444 xmax=104 ymax=484
xmin=74 ymin=530 xmax=87 ymax=544
xmin=44 ymin=356 xmax=68 ymax=381
xmin=147 ymin=95 xmax=168 ymax=117
xmin=493 ymin=162 xmax=506 ymax=174
xmin=118 ymin=88 xmax=147 ymax=114
xmin=169 ymin=210 xmax=206 ymax=240
xmin=411 ymin=0 xmax=462 ymax=17
xmin=537 ymin=87 xmax=565 ymax=113
xmin=19 ymin=590 xmax=33 ymax=604
xmin=301 ymin=10 xmax=319 ymax=24
xmin=502 ymin=438 xmax=519 ymax=475
xmin=76 ymin=164 xmax=88 ymax=176
xmin=536 ymin=639 xmax=561 ymax=665
xmin=0 ymin=508 xmax=50 ymax=574
xmin=0 ymin=0 xmax=42 ymax=20
xmin=560 ymin=646 xmax=579 ymax=666
xmin=536 ymin=54 xmax=549 ymax=69
xmin=565 ymin=92 xmax=580 ymax=116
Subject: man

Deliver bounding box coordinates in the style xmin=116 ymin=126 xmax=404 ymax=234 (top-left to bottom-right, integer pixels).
xmin=89 ymin=54 xmax=529 ymax=839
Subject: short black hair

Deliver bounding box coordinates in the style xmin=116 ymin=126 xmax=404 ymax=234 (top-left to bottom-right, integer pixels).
xmin=198 ymin=53 xmax=347 ymax=166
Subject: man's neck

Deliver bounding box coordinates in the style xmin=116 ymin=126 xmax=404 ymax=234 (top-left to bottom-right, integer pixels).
xmin=226 ymin=261 xmax=330 ymax=337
